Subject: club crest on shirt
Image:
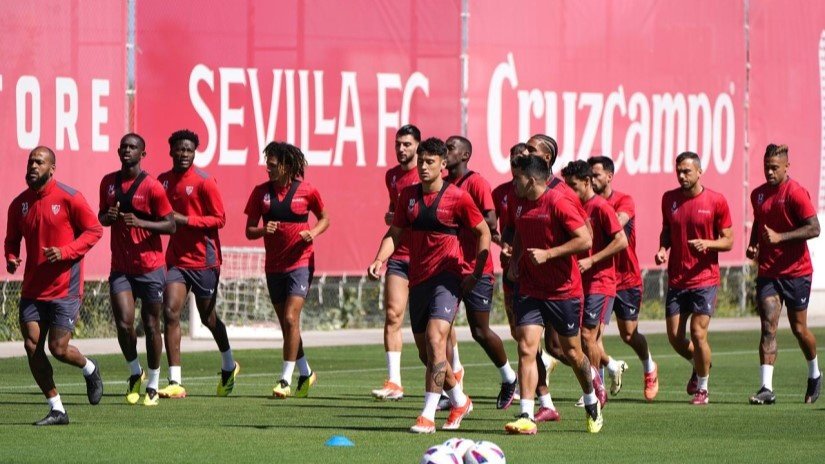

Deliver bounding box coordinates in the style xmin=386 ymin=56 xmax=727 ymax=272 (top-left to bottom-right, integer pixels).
xmin=51 ymin=204 xmax=61 ymax=215
xmin=263 ymin=193 xmax=271 ymax=205
xmin=408 ymin=198 xmax=415 ymax=211
xmin=185 ymin=186 xmax=194 ymax=196
xmin=21 ymin=202 xmax=29 ymax=215
xmin=515 ymin=205 xmax=523 ymax=218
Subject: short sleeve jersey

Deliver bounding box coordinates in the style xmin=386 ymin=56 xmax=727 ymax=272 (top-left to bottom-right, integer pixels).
xmin=661 ymin=188 xmax=732 ymax=289
xmin=606 ymin=190 xmax=643 ymax=289
xmin=451 ymin=172 xmax=495 ymax=276
xmin=580 ymin=195 xmax=622 ymax=296
xmin=385 ymin=165 xmax=420 ymax=263
xmin=751 ymin=178 xmax=816 ymax=278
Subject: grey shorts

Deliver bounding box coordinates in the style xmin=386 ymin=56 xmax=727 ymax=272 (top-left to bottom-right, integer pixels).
xmin=462 ymin=274 xmax=494 ymax=312
xmin=19 ymin=297 xmax=81 ymax=332
xmin=167 ymin=266 xmax=220 ymax=299
xmin=612 ymin=286 xmax=642 ymax=322
xmin=109 ymin=267 xmax=167 ymax=304
xmin=582 ymin=294 xmax=614 ymax=328
xmin=665 ymin=286 xmax=717 ymax=317
xmin=266 ymin=267 xmax=313 ymax=304
xmin=386 ymin=259 xmax=410 ymax=279
xmin=756 ymin=276 xmax=812 ymax=311
xmin=409 ymin=272 xmax=461 ymax=334
xmin=515 ymin=295 xmax=582 ymax=337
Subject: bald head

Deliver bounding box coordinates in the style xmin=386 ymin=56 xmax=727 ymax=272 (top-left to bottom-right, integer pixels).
xmin=31 ymin=146 xmax=56 ymax=165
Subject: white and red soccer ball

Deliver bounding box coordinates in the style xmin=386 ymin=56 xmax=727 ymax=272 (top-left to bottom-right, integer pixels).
xmin=421 ymin=439 xmax=505 ymax=464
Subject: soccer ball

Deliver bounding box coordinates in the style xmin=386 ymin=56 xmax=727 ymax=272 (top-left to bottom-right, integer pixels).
xmin=442 ymin=437 xmax=475 ymax=459
xmin=463 ymin=441 xmax=506 ymax=464
xmin=420 ymin=445 xmax=462 ymax=464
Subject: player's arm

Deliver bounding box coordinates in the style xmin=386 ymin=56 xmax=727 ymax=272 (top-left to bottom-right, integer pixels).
xmin=367 ymin=225 xmax=403 ymax=279
xmin=184 ymin=179 xmax=227 ymax=229
xmin=655 ymin=196 xmax=671 ymax=265
xmin=526 ymin=224 xmax=591 ymax=265
xmin=385 ymin=202 xmax=395 ymax=226
xmin=98 ymin=180 xmax=119 ymax=227
xmin=463 ymin=219 xmax=492 ymax=294
xmin=122 ymin=212 xmax=176 ymax=235
xmin=507 ymin=230 xmax=522 ymax=282
xmin=299 ymin=209 xmax=330 ymax=243
xmin=580 ymin=230 xmax=627 ymax=273
xmin=483 ymin=209 xmax=501 ymax=246
xmin=763 ymin=215 xmax=820 ymax=245
xmin=245 ymin=213 xmax=276 ymax=239
xmin=746 ymin=219 xmax=759 ymax=260
xmin=48 ymin=195 xmax=103 ymax=263
xmin=689 ymin=226 xmax=733 ymax=252
xmin=616 ymin=211 xmax=630 ymax=227
xmin=4 ymin=204 xmax=23 ymax=274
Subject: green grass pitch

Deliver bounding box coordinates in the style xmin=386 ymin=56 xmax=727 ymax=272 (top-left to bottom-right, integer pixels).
xmin=1 ymin=328 xmax=824 ymax=463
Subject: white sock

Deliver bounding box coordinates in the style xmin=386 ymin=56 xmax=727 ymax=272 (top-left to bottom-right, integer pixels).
xmin=280 ymin=361 xmax=296 ymax=384
xmin=643 ymin=354 xmax=656 ymax=373
xmin=422 ymin=392 xmax=441 ymax=421
xmin=499 ymin=361 xmax=517 ymax=383
xmin=48 ymin=394 xmax=65 ymax=413
xmin=297 ymin=356 xmax=311 ymax=377
xmin=221 ymin=349 xmax=235 ymax=372
xmin=760 ymin=364 xmax=774 ymax=391
xmin=520 ymin=399 xmax=535 ymax=419
xmin=600 ymin=367 xmax=606 ymax=381
xmin=147 ymin=368 xmax=160 ymax=390
xmin=538 ymin=393 xmax=555 ymax=410
xmin=451 ymin=344 xmax=463 ymax=373
xmin=445 ymin=384 xmax=468 ymax=408
xmin=808 ymin=356 xmax=821 ymax=379
xmin=583 ymin=391 xmax=598 ymax=406
xmin=127 ymin=358 xmax=142 ymax=376
xmin=697 ymin=375 xmax=709 ymax=391
xmin=81 ymin=358 xmax=96 ymax=377
xmin=169 ymin=365 xmax=182 ymax=384
xmin=387 ymin=351 xmax=402 ymax=384
xmin=606 ymin=357 xmax=621 ymax=375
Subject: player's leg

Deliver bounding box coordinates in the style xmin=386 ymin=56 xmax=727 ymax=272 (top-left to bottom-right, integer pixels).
xmin=616 ymin=313 xmax=657 ymax=401
xmin=558 ymin=327 xmax=602 ymax=433
xmin=109 ymin=274 xmax=144 ymax=404
xmin=750 ymin=278 xmax=781 ymax=404
xmin=159 ymin=267 xmax=187 ymax=398
xmin=598 ymin=297 xmax=627 ymax=397
xmin=580 ymin=295 xmax=607 ymax=406
xmin=20 ymin=303 xmax=68 ymax=426
xmin=689 ymin=312 xmax=711 ymax=405
xmin=373 ymin=262 xmax=408 ymax=399
xmin=504 ymin=295 xmax=543 ymax=435
xmin=137 ymin=269 xmax=166 ymax=406
xmin=782 ymin=276 xmax=821 ymax=403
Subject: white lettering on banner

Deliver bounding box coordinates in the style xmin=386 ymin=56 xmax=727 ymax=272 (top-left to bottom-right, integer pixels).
xmin=189 ymin=64 xmax=428 ymax=168
xmin=91 ymin=79 xmax=109 ymax=152
xmin=55 ymin=77 xmax=79 ymax=151
xmin=16 ymin=76 xmax=40 ymax=149
xmin=487 ymin=53 xmax=736 ymax=175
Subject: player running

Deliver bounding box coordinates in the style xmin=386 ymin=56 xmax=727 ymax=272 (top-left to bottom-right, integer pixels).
xmin=5 ymin=146 xmax=104 ymax=425
xmin=368 ymin=137 xmax=489 ymax=434
xmin=444 ymin=135 xmax=517 ymax=409
xmin=157 ymin=130 xmax=239 ymax=399
xmin=99 ymin=133 xmax=176 ymax=406
xmin=244 ymin=142 xmax=329 ymax=399
xmin=747 ymin=144 xmax=821 ymax=405
xmin=588 ymin=156 xmax=659 ymax=401
xmin=655 ymin=151 xmax=733 ymax=405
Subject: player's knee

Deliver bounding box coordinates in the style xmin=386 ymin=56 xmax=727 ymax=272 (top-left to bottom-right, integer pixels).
xmin=282 ymin=314 xmax=300 ymax=331
xmin=790 ymin=323 xmax=807 ymax=338
xmin=163 ymin=306 xmax=181 ymax=324
xmin=23 ymin=338 xmax=38 ymax=356
xmin=47 ymin=341 xmax=67 ymax=360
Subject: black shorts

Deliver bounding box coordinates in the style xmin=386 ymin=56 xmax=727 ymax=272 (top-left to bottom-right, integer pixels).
xmin=582 ymin=294 xmax=614 ymax=328
xmin=665 ymin=286 xmax=717 ymax=317
xmin=19 ymin=297 xmax=81 ymax=332
xmin=756 ymin=275 xmax=812 ymax=311
xmin=409 ymin=272 xmax=461 ymax=334
xmin=266 ymin=267 xmax=313 ymax=304
xmin=515 ymin=295 xmax=582 ymax=337
xmin=463 ymin=274 xmax=494 ymax=312
xmin=167 ymin=266 xmax=220 ymax=299
xmin=109 ymin=267 xmax=167 ymax=304
xmin=613 ymin=286 xmax=642 ymax=322
xmin=385 ymin=259 xmax=410 ymax=279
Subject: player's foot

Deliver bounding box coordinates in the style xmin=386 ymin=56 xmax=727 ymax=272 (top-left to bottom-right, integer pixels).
xmin=436 ymin=394 xmax=452 ymax=412
xmin=608 ymin=360 xmax=628 ymax=396
xmin=272 ymin=379 xmax=291 ymax=399
xmin=686 ymin=370 xmax=699 ymax=395
xmin=505 ymin=413 xmax=538 ymax=435
xmin=84 ymin=358 xmax=103 ymax=405
xmin=143 ymin=388 xmax=159 ymax=406
xmin=217 ymin=361 xmax=240 ymax=397
xmin=409 ymin=416 xmax=436 ymax=434
xmin=691 ymin=389 xmax=709 ymax=405
xmin=372 ymin=380 xmax=404 ymax=401
xmin=158 ymin=381 xmax=187 ymax=399
xmin=574 ymin=396 xmax=584 ymax=408
xmin=805 ymin=375 xmax=821 ymax=404
xmin=496 ymin=379 xmax=518 ymax=409
xmin=126 ymin=369 xmax=145 ymax=405
xmin=584 ymin=402 xmax=603 ymax=434
xmin=749 ymin=386 xmax=776 ymax=405
xmin=34 ymin=409 xmax=69 ymax=426
xmin=644 ymin=364 xmax=659 ymax=402
xmin=534 ymin=406 xmax=560 ymax=422
xmin=593 ymin=368 xmax=608 ymax=407
xmin=295 ymin=371 xmax=317 ymax=398
xmin=443 ymin=397 xmax=473 ymax=430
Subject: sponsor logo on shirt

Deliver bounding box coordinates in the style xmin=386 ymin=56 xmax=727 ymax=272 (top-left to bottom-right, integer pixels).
xmin=133 ymin=195 xmax=145 ymax=200
xmin=292 ymin=198 xmax=306 ymax=204
xmin=697 ymin=209 xmax=712 ymax=215
xmin=185 ymin=186 xmax=194 ymax=196
xmin=108 ymin=184 xmax=116 ymax=197
xmin=21 ymin=202 xmax=28 ymax=215
xmin=51 ymin=204 xmax=60 ymax=215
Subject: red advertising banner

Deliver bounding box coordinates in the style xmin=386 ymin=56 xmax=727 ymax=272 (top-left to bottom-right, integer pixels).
xmin=135 ymin=0 xmax=462 ymax=274
xmin=466 ymin=0 xmax=747 ymax=268
xmin=0 ymin=1 xmax=126 ymax=278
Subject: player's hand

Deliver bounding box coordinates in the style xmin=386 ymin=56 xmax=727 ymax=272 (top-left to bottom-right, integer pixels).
xmin=526 ymin=248 xmax=551 ymax=265
xmin=500 ymin=243 xmax=512 ymax=259
xmin=120 ymin=212 xmax=142 ymax=228
xmin=6 ymin=258 xmax=22 ymax=274
xmin=746 ymin=244 xmax=759 ymax=260
xmin=367 ymin=259 xmax=383 ymax=280
xmin=384 ymin=211 xmax=394 ymax=226
xmin=461 ymin=274 xmax=480 ymax=295
xmin=578 ymin=257 xmax=594 ymax=273
xmin=43 ymin=247 xmax=62 ymax=263
xmin=105 ymin=201 xmax=120 ymax=224
xmin=299 ymin=230 xmax=315 ymax=243
xmin=655 ymin=248 xmax=668 ymax=265
xmin=688 ymin=239 xmax=708 ymax=253
xmin=762 ymin=225 xmax=782 ymax=245
xmin=506 ymin=264 xmax=519 ymax=282
xmin=265 ymin=221 xmax=280 ymax=234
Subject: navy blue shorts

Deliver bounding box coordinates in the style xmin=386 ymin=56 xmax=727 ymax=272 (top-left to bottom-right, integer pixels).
xmin=19 ymin=297 xmax=81 ymax=332
xmin=756 ymin=276 xmax=812 ymax=311
xmin=515 ymin=295 xmax=582 ymax=337
xmin=582 ymin=294 xmax=614 ymax=328
xmin=463 ymin=274 xmax=494 ymax=312
xmin=266 ymin=267 xmax=313 ymax=304
xmin=167 ymin=266 xmax=220 ymax=299
xmin=665 ymin=286 xmax=717 ymax=317
xmin=109 ymin=267 xmax=167 ymax=304
xmin=612 ymin=286 xmax=642 ymax=322
xmin=385 ymin=259 xmax=409 ymax=279
xmin=409 ymin=272 xmax=461 ymax=334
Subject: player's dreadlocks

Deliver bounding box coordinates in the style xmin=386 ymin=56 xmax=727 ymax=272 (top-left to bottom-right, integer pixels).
xmin=264 ymin=141 xmax=308 ymax=180
xmin=528 ymin=133 xmax=559 ymax=168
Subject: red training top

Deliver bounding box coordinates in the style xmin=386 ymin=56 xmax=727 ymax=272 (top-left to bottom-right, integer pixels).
xmin=606 ymin=190 xmax=643 ymax=290
xmin=385 ymin=165 xmax=420 ymax=263
xmin=580 ymin=194 xmax=622 ymax=296
xmin=449 ymin=171 xmax=495 ymax=276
